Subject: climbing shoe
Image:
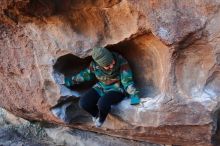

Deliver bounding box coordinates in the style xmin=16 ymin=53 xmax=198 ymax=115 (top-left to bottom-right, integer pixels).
xmin=94 ymin=117 xmax=104 ymax=127
xmin=92 ymin=116 xmax=98 ymax=122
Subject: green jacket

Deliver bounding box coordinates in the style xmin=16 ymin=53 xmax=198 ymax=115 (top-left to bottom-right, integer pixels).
xmin=71 ymin=52 xmax=139 ymax=97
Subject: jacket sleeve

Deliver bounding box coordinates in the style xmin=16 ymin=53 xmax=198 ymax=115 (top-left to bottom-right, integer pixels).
xmin=120 ymin=57 xmax=139 ymax=97
xmin=71 ymin=62 xmax=96 ymax=84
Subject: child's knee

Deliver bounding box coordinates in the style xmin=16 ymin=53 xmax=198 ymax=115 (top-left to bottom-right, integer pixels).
xmin=97 ymin=99 xmax=110 ymax=111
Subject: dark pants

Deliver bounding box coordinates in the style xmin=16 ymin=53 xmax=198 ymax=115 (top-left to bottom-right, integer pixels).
xmin=79 ymin=88 xmax=125 ymax=123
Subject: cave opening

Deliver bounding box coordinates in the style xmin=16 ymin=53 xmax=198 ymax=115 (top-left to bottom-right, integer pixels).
xmin=53 ymin=34 xmax=164 ymax=99
xmin=53 ymin=54 xmax=97 ymax=94
xmin=51 ymin=34 xmax=165 ymax=123
xmin=107 ymin=34 xmax=163 ymax=98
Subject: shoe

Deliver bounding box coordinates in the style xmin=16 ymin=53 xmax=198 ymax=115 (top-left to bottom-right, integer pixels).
xmin=95 ymin=117 xmax=104 ymax=127
xmin=92 ymin=116 xmax=98 ymax=122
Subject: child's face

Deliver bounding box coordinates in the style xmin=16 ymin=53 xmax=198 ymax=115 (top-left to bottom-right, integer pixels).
xmin=103 ymin=60 xmax=115 ymax=70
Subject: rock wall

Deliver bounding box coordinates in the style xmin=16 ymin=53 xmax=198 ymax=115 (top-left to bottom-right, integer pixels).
xmin=0 ymin=107 xmax=161 ymax=146
xmin=1 ymin=0 xmax=220 ymax=145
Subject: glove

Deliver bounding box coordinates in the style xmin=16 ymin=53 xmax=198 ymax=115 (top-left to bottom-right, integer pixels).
xmin=130 ymin=95 xmax=140 ymax=105
xmin=64 ymin=76 xmax=73 ymax=87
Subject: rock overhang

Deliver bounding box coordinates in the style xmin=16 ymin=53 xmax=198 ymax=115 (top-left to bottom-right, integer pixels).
xmin=1 ymin=0 xmax=220 ymax=145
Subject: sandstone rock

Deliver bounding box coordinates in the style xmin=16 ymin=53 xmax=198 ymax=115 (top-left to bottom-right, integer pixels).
xmin=45 ymin=126 xmax=162 ymax=146
xmin=0 ymin=108 xmax=56 ymax=146
xmin=0 ymin=107 xmax=161 ymax=146
xmin=1 ymin=0 xmax=220 ymax=146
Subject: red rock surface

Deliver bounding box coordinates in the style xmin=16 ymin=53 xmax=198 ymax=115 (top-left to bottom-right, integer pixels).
xmin=1 ymin=0 xmax=220 ymax=145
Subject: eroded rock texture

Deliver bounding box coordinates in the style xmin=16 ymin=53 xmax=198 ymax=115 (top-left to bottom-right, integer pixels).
xmin=1 ymin=0 xmax=220 ymax=145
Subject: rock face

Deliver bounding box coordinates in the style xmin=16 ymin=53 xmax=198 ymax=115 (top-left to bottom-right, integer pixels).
xmin=45 ymin=126 xmax=162 ymax=146
xmin=0 ymin=107 xmax=162 ymax=146
xmin=0 ymin=108 xmax=56 ymax=146
xmin=1 ymin=0 xmax=220 ymax=145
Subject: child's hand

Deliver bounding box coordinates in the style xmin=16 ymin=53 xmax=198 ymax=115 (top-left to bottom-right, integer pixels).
xmin=130 ymin=95 xmax=140 ymax=105
xmin=64 ymin=77 xmax=73 ymax=87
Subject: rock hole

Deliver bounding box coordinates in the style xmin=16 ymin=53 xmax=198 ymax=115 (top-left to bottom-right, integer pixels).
xmin=52 ymin=54 xmax=95 ymax=123
xmin=53 ymin=53 xmax=97 ymax=94
xmin=53 ymin=34 xmax=164 ymax=99
xmin=51 ymin=34 xmax=166 ymax=123
xmin=107 ymin=34 xmax=163 ymax=98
